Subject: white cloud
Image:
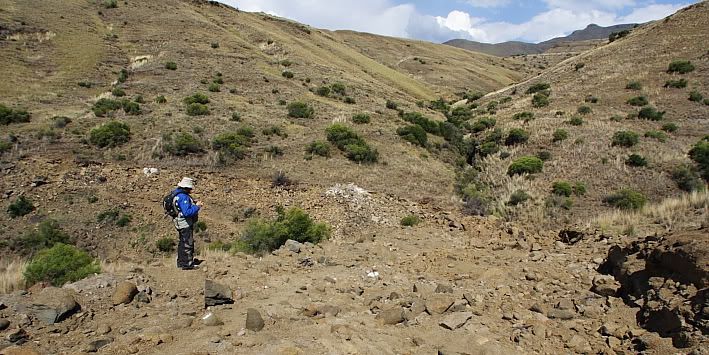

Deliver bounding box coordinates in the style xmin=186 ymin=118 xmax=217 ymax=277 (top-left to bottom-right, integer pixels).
xmin=465 ymin=0 xmax=511 ymax=8
xmin=543 ymin=0 xmax=636 ymax=11
xmin=619 ymin=3 xmax=688 ymax=23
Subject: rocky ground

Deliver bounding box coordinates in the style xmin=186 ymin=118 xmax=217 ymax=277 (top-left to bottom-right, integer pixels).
xmin=1 ymin=179 xmax=706 ymax=354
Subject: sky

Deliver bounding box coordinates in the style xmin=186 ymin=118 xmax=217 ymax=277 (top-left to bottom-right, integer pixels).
xmin=217 ymin=0 xmax=697 ymax=44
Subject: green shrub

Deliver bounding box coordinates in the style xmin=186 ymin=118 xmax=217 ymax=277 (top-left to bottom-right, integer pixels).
xmin=626 ymin=81 xmax=642 ymax=90
xmin=397 ymin=125 xmax=427 ymax=147
xmin=343 ymin=142 xmax=378 ymax=163
xmin=122 ymin=100 xmax=141 ymax=115
xmin=165 ymin=61 xmax=177 ymax=70
xmin=689 ymin=90 xmax=704 ymax=102
xmin=195 ymin=221 xmax=208 ymax=233
xmin=612 ymin=131 xmax=639 ymax=147
xmin=265 ymin=145 xmax=284 ymax=157
xmin=627 ymin=96 xmax=648 ymax=106
xmin=97 ymin=209 xmax=119 ymax=223
xmin=664 ymin=79 xmax=687 ymax=88
xmin=207 ymin=241 xmax=231 ymax=251
xmin=567 ymin=116 xmax=583 ymax=126
xmin=306 ymin=141 xmax=330 ymax=157
xmin=667 ymin=60 xmax=695 ymax=74
xmin=400 ymin=215 xmax=421 ymax=227
xmin=16 ymin=220 xmax=70 ymax=255
xmin=526 ymin=83 xmax=550 ymax=95
xmin=644 ymin=130 xmax=667 ymax=142
xmin=609 ymin=29 xmax=630 ymax=42
xmin=507 ymin=190 xmax=530 ymax=206
xmin=532 ymin=93 xmax=549 ymax=108
xmin=513 ymin=112 xmax=534 ymax=121
xmin=604 ymin=189 xmax=647 ymax=210
xmin=155 ymin=95 xmax=167 ymax=104
xmin=326 ymin=124 xmax=378 ymax=163
xmin=184 ymin=93 xmax=209 ymax=105
xmin=0 ymin=140 xmax=11 ymax=154
xmin=447 ymin=106 xmax=473 ymax=125
xmin=211 ymin=42 xmax=220 ymax=49
xmin=552 ymin=129 xmax=569 ymax=142
xmin=24 ymin=243 xmax=100 ymax=287
xmin=116 ymin=214 xmax=131 ymax=227
xmin=344 ymin=97 xmax=356 ymax=104
xmin=156 ymin=238 xmax=175 ymax=253
xmin=671 ymin=165 xmax=704 ymax=192
xmin=111 ymin=87 xmax=126 ymax=97
xmin=575 ymin=63 xmax=585 ymax=71
xmin=385 ymin=100 xmax=398 ymax=110
xmin=552 ymin=181 xmax=573 ymax=197
xmin=536 ymin=150 xmax=552 ymax=161
xmin=585 ymin=95 xmax=598 ymax=104
xmin=117 ymin=69 xmax=128 ymax=83
xmin=508 ymin=156 xmax=543 ymax=176
xmin=705 ymin=99 xmax=709 ymax=106
xmin=315 ymin=86 xmax=330 ymax=97
xmin=479 ymin=142 xmax=499 ymax=157
xmin=626 ymin=154 xmax=648 ymax=167
xmin=661 ymin=123 xmax=678 ymax=133
xmin=208 ymin=83 xmax=221 ymax=92
xmin=89 ymin=121 xmax=131 ymax=148
xmin=471 ymin=117 xmax=496 ymax=133
xmin=352 ymin=113 xmax=371 ymax=124
xmin=577 ymin=105 xmax=592 ymax=115
xmin=92 ymin=98 xmax=123 ymax=117
xmin=262 ymin=126 xmax=287 ymax=138
xmin=287 ymin=102 xmax=314 ymax=118
xmin=331 ymin=83 xmax=347 ymax=96
xmin=165 ymin=133 xmax=203 ymax=156
xmin=212 ymin=131 xmax=252 ymax=162
xmin=186 ymin=103 xmax=210 ymax=116
xmin=638 ymin=106 xmax=665 ymax=121
xmin=8 ymin=196 xmax=35 ymax=218
xmin=505 ymin=128 xmax=529 ymax=146
xmin=428 ymin=98 xmax=450 ymax=113
xmin=573 ymin=182 xmax=587 ymax=196
xmin=237 ymin=207 xmax=330 ymax=254
xmin=689 ymin=136 xmax=709 ymax=180
xmin=401 ymin=112 xmax=439 ymax=135
xmin=282 ymin=71 xmax=294 ymax=79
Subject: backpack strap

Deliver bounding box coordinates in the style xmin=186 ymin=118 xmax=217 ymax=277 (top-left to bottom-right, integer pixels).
xmin=172 ymin=190 xmax=189 ymax=215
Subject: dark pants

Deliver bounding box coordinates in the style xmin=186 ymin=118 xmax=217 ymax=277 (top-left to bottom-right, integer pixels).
xmin=177 ymin=227 xmax=194 ymax=268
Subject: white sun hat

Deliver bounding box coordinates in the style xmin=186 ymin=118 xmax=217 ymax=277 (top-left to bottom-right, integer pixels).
xmin=177 ymin=177 xmax=195 ymax=189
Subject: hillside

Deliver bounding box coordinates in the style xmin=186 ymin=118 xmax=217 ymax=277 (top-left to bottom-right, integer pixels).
xmin=445 ymin=23 xmax=637 ymax=57
xmin=0 ymin=0 xmax=708 ymax=354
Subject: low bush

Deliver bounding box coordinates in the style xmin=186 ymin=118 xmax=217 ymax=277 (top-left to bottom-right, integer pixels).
xmin=401 ymin=112 xmax=439 ymax=135
xmin=508 ymin=190 xmax=530 ymax=206
xmin=536 ymin=150 xmax=552 ymax=161
xmin=638 ymin=106 xmax=665 ymax=121
xmin=552 ymin=181 xmax=573 ymax=197
xmin=625 ymin=154 xmax=648 ymax=167
xmin=575 ymin=63 xmax=585 ymax=71
xmin=397 ymin=125 xmax=427 ymax=147
xmin=212 ymin=131 xmax=252 ymax=162
xmin=552 ymin=129 xmax=569 ymax=142
xmin=165 ymin=61 xmax=177 ymax=70
xmin=331 ymin=83 xmax=347 ymax=96
xmin=689 ymin=136 xmax=709 ymax=180
xmin=165 ymin=132 xmax=203 ymax=156
xmin=155 ymin=238 xmax=175 ymax=253
xmin=208 ymin=83 xmax=221 ymax=92
xmin=271 ymin=171 xmax=292 ymax=187
xmin=282 ymin=71 xmax=294 ymax=79
xmin=287 ymin=102 xmax=314 ymax=118
xmin=262 ymin=126 xmax=287 ymax=138
xmin=385 ymin=100 xmax=398 ymax=110
xmin=92 ymin=98 xmax=123 ymax=117
xmin=111 ymin=87 xmax=126 ymax=97
xmin=89 ymin=121 xmax=131 ymax=148
xmin=103 ymin=0 xmax=118 ymax=8
xmin=512 ymin=112 xmax=534 ymax=121
xmin=8 ymin=196 xmax=35 ymax=218
xmin=567 ymin=116 xmax=583 ymax=126
xmin=664 ymin=79 xmax=688 ymax=88
xmin=237 ymin=207 xmax=330 ymax=254
xmin=661 ymin=123 xmax=678 ymax=133
xmin=306 ymin=141 xmax=330 ymax=157
xmin=644 ymin=130 xmax=667 ymax=142
xmin=352 ymin=113 xmax=371 ymax=124
xmin=326 ymin=124 xmax=378 ymax=163
xmin=585 ymin=95 xmax=598 ymax=104
xmin=627 ymin=96 xmax=648 ymax=106
xmin=671 ymin=165 xmax=704 ymax=192
xmin=24 ymin=243 xmax=100 ymax=287
xmin=626 ymin=81 xmax=642 ymax=90
xmin=186 ymin=103 xmax=210 ymax=116
xmin=530 ymin=93 xmax=550 ymax=108
xmin=577 ymin=105 xmax=592 ymax=115
xmin=122 ymin=100 xmax=141 ymax=115
xmin=211 ymin=42 xmax=219 ymax=49
xmin=0 ymin=140 xmax=11 ymax=154
xmin=16 ymin=219 xmax=70 ymax=255
xmin=344 ymin=97 xmax=356 ymax=104
xmin=400 ymin=215 xmax=421 ymax=227
xmin=612 ymin=131 xmax=639 ymax=147
xmin=667 ymin=60 xmax=695 ymax=74
xmin=117 ymin=69 xmax=128 ymax=83
xmin=155 ymin=95 xmax=167 ymax=104
xmin=505 ymin=128 xmax=529 ymax=146
xmin=609 ymin=29 xmax=630 ymax=42
xmin=604 ymin=189 xmax=647 ymax=210
xmin=689 ymin=90 xmax=704 ymax=102
xmin=507 ymin=156 xmax=543 ymax=176
xmin=526 ymin=83 xmax=550 ymax=95
xmin=315 ymin=86 xmax=330 ymax=97
xmin=265 ymin=145 xmax=284 ymax=157
xmin=471 ymin=117 xmax=496 ymax=133
xmin=184 ymin=93 xmax=210 ymax=105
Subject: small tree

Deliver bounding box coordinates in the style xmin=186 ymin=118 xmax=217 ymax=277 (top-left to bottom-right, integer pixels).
xmin=24 ymin=243 xmax=100 ymax=287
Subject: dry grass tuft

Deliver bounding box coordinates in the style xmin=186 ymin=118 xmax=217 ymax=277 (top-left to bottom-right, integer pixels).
xmin=0 ymin=258 xmax=27 ymax=294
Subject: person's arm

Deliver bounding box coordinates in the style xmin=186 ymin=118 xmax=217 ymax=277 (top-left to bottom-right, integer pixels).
xmin=177 ymin=195 xmax=200 ymax=218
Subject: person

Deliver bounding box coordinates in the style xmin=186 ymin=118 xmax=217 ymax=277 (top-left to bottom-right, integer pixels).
xmin=171 ymin=177 xmax=203 ymax=270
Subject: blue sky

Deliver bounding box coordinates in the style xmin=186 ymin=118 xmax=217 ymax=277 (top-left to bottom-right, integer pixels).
xmin=219 ymin=0 xmax=697 ymax=43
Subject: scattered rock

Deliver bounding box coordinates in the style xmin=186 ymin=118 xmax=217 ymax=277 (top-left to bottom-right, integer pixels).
xmin=96 ymin=324 xmax=112 ymax=335
xmin=591 ymin=275 xmax=620 ymax=297
xmin=547 ymin=309 xmax=576 ymax=320
xmin=376 ymin=308 xmax=404 ymax=325
xmin=134 ymin=291 xmax=151 ymax=303
xmin=112 ymin=281 xmax=138 ymax=305
xmin=425 ymin=295 xmax=454 ymax=314
xmin=435 ymin=283 xmax=453 ymax=294
xmin=0 ymin=318 xmax=10 ymax=330
xmin=7 ymin=328 xmax=29 ymax=344
xmin=30 ymin=287 xmax=80 ymax=324
xmin=245 ymin=309 xmax=264 ymax=331
xmin=201 ymin=312 xmax=223 ymax=327
xmin=204 ymin=280 xmax=233 ymax=307
xmin=284 ymin=239 xmax=303 ymax=253
xmin=439 ymin=312 xmax=473 ymax=330
xmin=85 ymin=337 xmax=113 ymax=352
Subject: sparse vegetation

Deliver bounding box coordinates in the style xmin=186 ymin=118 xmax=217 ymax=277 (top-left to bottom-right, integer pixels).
xmin=526 ymin=83 xmax=550 ymax=95
xmin=671 ymin=165 xmax=704 ymax=192
xmin=664 ymin=79 xmax=687 ymax=88
xmin=287 ymin=102 xmax=314 ymax=118
xmin=352 ymin=113 xmax=371 ymax=124
xmin=507 ymin=156 xmax=543 ymax=176
xmin=397 ymin=125 xmax=427 ymax=147
xmin=306 ymin=141 xmax=330 ymax=157
xmin=0 ymin=104 xmax=30 ymax=125
xmin=385 ymin=100 xmax=398 ymax=110
xmin=577 ymin=105 xmax=592 ymax=115
xmin=609 ymin=30 xmax=630 ymax=42
xmin=164 ymin=133 xmax=203 ymax=156
xmin=585 ymin=95 xmax=598 ymax=104
xmin=156 ymin=238 xmax=175 ymax=253
xmin=536 ymin=150 xmax=552 ymax=161
xmin=552 ymin=129 xmax=569 ymax=142
xmin=183 ymin=93 xmax=210 ymax=105
xmin=155 ymin=95 xmax=167 ymax=104
xmin=212 ymin=131 xmax=252 ymax=163
xmin=638 ymin=106 xmax=665 ymax=121
xmin=165 ymin=61 xmax=177 ymax=70
xmin=92 ymin=98 xmax=122 ymax=117
xmin=316 ymin=86 xmax=330 ymax=97
xmin=89 ymin=121 xmax=131 ymax=148
xmin=505 ymin=128 xmax=529 ymax=146
xmin=282 ymin=70 xmax=294 ymax=79
xmin=507 ymin=190 xmax=530 ymax=206
xmin=52 ymin=116 xmax=71 ymax=128
xmin=575 ymin=63 xmax=585 ymax=71
xmin=661 ymin=123 xmax=678 ymax=133
xmin=111 ymin=87 xmax=126 ymax=97
xmin=627 ymin=96 xmax=648 ymax=106
xmin=236 ymin=207 xmax=329 ymax=254
xmin=644 ymin=130 xmax=667 ymax=142
xmin=326 ymin=124 xmax=378 ymax=163
xmin=626 ymin=81 xmax=642 ymax=90
xmin=612 ymin=131 xmax=639 ymax=147
xmin=604 ymin=189 xmax=647 ymax=210
xmin=689 ymin=136 xmax=709 ymax=181
xmin=8 ymin=196 xmax=34 ymax=218
xmin=208 ymin=82 xmax=221 ymax=92
xmin=271 ymin=171 xmax=291 ymax=187
xmin=567 ymin=116 xmax=583 ymax=126
xmin=667 ymin=60 xmax=695 ymax=74
xmin=625 ymin=154 xmax=648 ymax=167
xmin=14 ymin=220 xmax=70 ymax=255
xmin=24 ymin=243 xmax=100 ymax=287
xmin=512 ymin=112 xmax=534 ymax=121
xmin=471 ymin=117 xmax=496 ymax=133
xmin=103 ymin=0 xmax=118 ymax=9
xmin=186 ymin=103 xmax=210 ymax=116
xmin=400 ymin=215 xmax=421 ymax=227
xmin=689 ymin=90 xmax=704 ymax=102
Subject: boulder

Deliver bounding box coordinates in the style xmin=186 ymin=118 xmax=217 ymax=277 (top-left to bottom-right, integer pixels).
xmin=376 ymin=308 xmax=404 ymax=325
xmin=201 ymin=312 xmax=223 ymax=327
xmin=435 ymin=283 xmax=454 ymax=294
xmin=425 ymin=295 xmax=454 ymax=314
xmin=0 ymin=318 xmax=10 ymax=330
xmin=591 ymin=275 xmax=620 ymax=297
xmin=245 ymin=308 xmax=264 ymax=331
xmin=31 ymin=287 xmax=80 ymax=324
xmin=284 ymin=239 xmax=303 ymax=253
xmin=112 ymin=281 xmax=138 ymax=305
xmin=204 ymin=280 xmax=233 ymax=307
xmin=439 ymin=312 xmax=473 ymax=330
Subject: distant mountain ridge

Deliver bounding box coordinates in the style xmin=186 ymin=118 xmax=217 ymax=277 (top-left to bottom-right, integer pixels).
xmin=445 ymin=23 xmax=637 ymax=57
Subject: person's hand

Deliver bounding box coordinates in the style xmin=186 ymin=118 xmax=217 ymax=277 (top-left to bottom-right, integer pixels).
xmin=196 ymin=201 xmax=204 ymax=207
